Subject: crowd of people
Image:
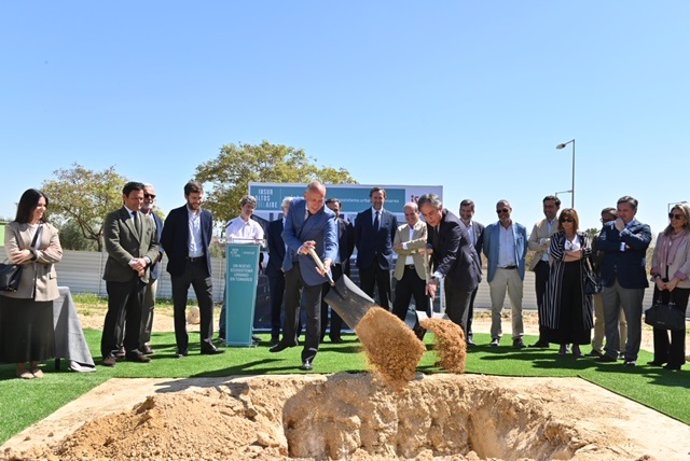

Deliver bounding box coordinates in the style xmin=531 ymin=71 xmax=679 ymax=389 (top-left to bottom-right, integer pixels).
xmin=2 ymin=182 xmax=688 ymax=378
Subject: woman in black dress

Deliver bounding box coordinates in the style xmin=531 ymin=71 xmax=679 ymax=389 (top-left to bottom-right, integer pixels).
xmin=542 ymin=208 xmax=593 ymax=358
xmin=0 ymin=189 xmax=63 ymax=379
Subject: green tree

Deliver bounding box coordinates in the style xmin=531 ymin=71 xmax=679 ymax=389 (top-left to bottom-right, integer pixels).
xmin=42 ymin=164 xmax=127 ymax=252
xmin=584 ymin=227 xmax=600 ymax=242
xmin=195 ymin=141 xmax=357 ymax=222
xmin=58 ymin=219 xmax=100 ymax=251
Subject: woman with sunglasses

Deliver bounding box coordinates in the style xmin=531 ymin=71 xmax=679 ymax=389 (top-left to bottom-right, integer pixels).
xmin=649 ymin=203 xmax=690 ymax=371
xmin=543 ymin=208 xmax=593 ymax=358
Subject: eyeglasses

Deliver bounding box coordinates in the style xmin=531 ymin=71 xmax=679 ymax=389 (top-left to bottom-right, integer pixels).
xmin=561 ymin=218 xmax=575 ymax=223
xmin=144 ymin=194 xmax=156 ymax=199
xmin=496 ymin=208 xmax=510 ymax=214
xmin=669 ymin=213 xmax=684 ymax=220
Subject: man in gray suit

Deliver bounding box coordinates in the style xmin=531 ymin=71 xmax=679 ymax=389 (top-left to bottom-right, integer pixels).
xmin=101 ymin=181 xmax=160 ymax=367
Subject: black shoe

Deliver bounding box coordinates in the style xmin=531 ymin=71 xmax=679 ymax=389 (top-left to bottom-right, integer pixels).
xmin=142 ymin=345 xmax=154 ymax=355
xmin=572 ymin=345 xmax=582 ymax=358
xmin=490 ymin=338 xmax=500 ymax=347
xmin=664 ymin=363 xmax=681 ymax=371
xmin=588 ymin=350 xmax=604 ymax=357
xmin=301 ymin=360 xmax=313 ymax=371
xmin=558 ymin=344 xmax=570 ymax=355
xmin=413 ymin=326 xmax=427 ymax=341
xmin=512 ymin=338 xmax=526 ymax=349
xmin=176 ymin=350 xmax=188 ymax=359
xmin=102 ymin=355 xmax=117 ymax=367
xmin=595 ymin=354 xmax=617 ymax=363
xmin=270 ymin=334 xmax=280 ymax=346
xmin=330 ymin=337 xmax=344 ymax=344
xmin=647 ymin=360 xmax=666 ymax=367
xmin=201 ymin=345 xmax=224 ymax=355
xmin=126 ymin=351 xmax=151 ymax=363
xmin=530 ymin=340 xmax=550 ymax=348
xmin=624 ymin=360 xmax=636 ymax=367
xmin=269 ymin=340 xmax=297 ymax=353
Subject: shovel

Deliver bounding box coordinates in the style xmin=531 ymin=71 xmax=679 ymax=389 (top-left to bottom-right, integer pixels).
xmin=308 ymin=249 xmax=377 ymax=330
xmin=416 ymin=250 xmax=447 ymax=323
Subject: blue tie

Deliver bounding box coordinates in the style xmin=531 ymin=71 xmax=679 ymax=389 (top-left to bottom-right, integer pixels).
xmin=373 ymin=210 xmax=380 ymax=230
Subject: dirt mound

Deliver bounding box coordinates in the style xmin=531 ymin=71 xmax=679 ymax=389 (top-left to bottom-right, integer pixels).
xmin=355 ymin=307 xmax=426 ymax=388
xmin=421 ymin=318 xmax=467 ymax=373
xmin=4 ymin=374 xmax=681 ymax=461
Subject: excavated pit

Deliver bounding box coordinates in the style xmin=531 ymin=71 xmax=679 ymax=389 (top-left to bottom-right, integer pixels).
xmin=2 ymin=373 xmax=671 ymax=461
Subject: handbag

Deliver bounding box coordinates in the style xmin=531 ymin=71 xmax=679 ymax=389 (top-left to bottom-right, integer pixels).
xmin=0 ymin=263 xmax=22 ymax=292
xmin=644 ymin=302 xmax=686 ymax=331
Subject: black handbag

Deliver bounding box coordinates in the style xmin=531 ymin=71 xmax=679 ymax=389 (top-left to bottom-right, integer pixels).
xmin=0 ymin=263 xmax=22 ymax=292
xmin=644 ymin=302 xmax=685 ymax=331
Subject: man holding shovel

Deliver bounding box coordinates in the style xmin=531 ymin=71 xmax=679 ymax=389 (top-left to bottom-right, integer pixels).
xmin=269 ymin=181 xmax=338 ymax=371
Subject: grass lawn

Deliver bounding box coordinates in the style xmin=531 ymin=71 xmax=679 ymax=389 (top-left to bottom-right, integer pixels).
xmin=1 ymin=330 xmax=688 ymax=446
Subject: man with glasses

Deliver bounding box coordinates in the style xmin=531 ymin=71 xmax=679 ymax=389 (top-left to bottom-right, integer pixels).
xmin=527 ymin=195 xmax=561 ymax=348
xmin=482 ymin=200 xmax=528 ymax=348
xmin=596 ymin=196 xmax=651 ymax=366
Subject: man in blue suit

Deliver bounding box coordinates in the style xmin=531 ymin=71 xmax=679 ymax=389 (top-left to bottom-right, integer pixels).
xmin=596 ymin=196 xmax=651 ymax=366
xmin=483 ymin=200 xmax=528 ymax=348
xmin=354 ymin=187 xmax=398 ymax=309
xmin=266 ymin=197 xmax=293 ymax=345
xmin=269 ymin=181 xmax=337 ymax=371
xmin=160 ymin=181 xmax=223 ymax=357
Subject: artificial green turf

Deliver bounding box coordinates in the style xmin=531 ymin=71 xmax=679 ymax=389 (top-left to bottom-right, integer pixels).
xmin=1 ymin=330 xmax=688 ymax=445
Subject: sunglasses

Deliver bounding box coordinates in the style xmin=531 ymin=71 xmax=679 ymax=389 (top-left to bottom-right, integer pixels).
xmin=561 ymin=218 xmax=575 ymax=223
xmin=144 ymin=194 xmax=156 ymax=199
xmin=669 ymin=213 xmax=684 ymax=220
xmin=496 ymin=208 xmax=510 ymax=214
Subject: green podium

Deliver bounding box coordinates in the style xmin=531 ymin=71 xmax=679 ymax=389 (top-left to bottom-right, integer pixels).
xmin=224 ymin=242 xmax=262 ymax=346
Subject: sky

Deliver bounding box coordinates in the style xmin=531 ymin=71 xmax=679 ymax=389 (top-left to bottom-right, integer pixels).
xmin=2 ymin=1 xmax=689 ymax=236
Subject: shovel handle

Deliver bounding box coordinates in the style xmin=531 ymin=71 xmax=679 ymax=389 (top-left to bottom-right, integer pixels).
xmin=307 ymin=248 xmax=335 ymax=285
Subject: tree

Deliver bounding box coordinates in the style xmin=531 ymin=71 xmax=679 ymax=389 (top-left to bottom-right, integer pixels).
xmin=42 ymin=164 xmax=127 ymax=252
xmin=584 ymin=227 xmax=600 ymax=242
xmin=58 ymin=219 xmax=100 ymax=251
xmin=195 ymin=141 xmax=357 ymax=222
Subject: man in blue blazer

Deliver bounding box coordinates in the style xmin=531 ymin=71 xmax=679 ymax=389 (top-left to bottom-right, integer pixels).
xmin=420 ymin=194 xmax=482 ymax=338
xmin=459 ymin=199 xmax=485 ymax=346
xmin=354 ymin=187 xmax=398 ymax=309
xmin=265 ymin=197 xmax=293 ymax=345
xmin=596 ymin=196 xmax=651 ymax=366
xmin=482 ymin=200 xmax=528 ymax=348
xmin=269 ymin=181 xmax=338 ymax=371
xmin=160 ymin=181 xmax=222 ymax=357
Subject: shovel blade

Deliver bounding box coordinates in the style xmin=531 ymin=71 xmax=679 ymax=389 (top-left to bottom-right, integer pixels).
xmin=324 ymin=274 xmax=377 ymax=330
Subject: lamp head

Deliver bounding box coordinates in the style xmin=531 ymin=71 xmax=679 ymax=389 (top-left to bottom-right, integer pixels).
xmin=556 ymin=143 xmax=566 ymax=149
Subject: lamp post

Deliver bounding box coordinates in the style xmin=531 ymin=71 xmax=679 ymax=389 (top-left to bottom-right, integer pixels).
xmin=556 ymin=139 xmax=575 ymax=208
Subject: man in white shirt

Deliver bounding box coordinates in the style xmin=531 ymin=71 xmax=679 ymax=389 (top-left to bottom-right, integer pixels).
xmin=527 ymin=195 xmax=560 ymax=348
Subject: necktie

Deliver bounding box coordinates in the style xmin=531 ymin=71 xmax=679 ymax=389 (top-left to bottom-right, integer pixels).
xmin=374 ymin=210 xmax=380 ymax=230
xmin=132 ymin=211 xmax=141 ymax=236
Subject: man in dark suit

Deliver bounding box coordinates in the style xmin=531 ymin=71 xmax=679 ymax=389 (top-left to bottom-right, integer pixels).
xmin=320 ymin=198 xmax=354 ymax=343
xmin=269 ymin=181 xmax=338 ymax=371
xmin=459 ymin=199 xmax=484 ymax=346
xmin=139 ymin=183 xmax=164 ymax=355
xmin=354 ymin=187 xmax=398 ymax=309
xmin=160 ymin=181 xmax=223 ymax=357
xmin=596 ymin=196 xmax=651 ymax=366
xmin=101 ymin=181 xmax=161 ymax=367
xmin=419 ymin=194 xmax=481 ymax=336
xmin=266 ymin=197 xmax=293 ymax=346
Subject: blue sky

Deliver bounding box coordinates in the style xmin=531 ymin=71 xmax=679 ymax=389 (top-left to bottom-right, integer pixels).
xmin=2 ymin=1 xmax=689 ymax=235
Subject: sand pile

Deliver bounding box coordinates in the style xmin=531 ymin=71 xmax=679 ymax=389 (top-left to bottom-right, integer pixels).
xmin=355 ymin=307 xmax=426 ymax=388
xmin=4 ymin=374 xmax=668 ymax=461
xmin=421 ymin=318 xmax=467 ymax=374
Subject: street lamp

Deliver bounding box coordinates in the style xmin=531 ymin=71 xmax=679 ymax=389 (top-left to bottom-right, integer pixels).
xmin=556 ymin=139 xmax=575 ymax=208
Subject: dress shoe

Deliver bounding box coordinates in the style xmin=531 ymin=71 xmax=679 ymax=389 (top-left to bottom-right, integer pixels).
xmin=270 ymin=334 xmax=280 ymax=346
xmin=572 ymin=345 xmax=582 ymax=358
xmin=102 ymin=355 xmax=117 ymax=367
xmin=300 ymin=360 xmax=313 ymax=371
xmin=413 ymin=326 xmax=427 ymax=341
xmin=490 ymin=337 xmax=500 ymax=347
xmin=647 ymin=360 xmax=666 ymax=367
xmin=512 ymin=338 xmax=526 ymax=349
xmin=269 ymin=340 xmax=297 ymax=353
xmin=142 ymin=345 xmax=154 ymax=355
xmin=588 ymin=349 xmax=604 ymax=358
xmin=664 ymin=363 xmax=681 ymax=371
xmin=126 ymin=351 xmax=151 ymax=363
xmin=624 ymin=360 xmax=636 ymax=367
xmin=595 ymin=354 xmax=617 ymax=363
xmin=176 ymin=350 xmax=189 ymax=359
xmin=114 ymin=348 xmax=126 ymax=359
xmin=201 ymin=346 xmax=224 ymax=355
xmin=558 ymin=344 xmax=570 ymax=355
xmin=330 ymin=337 xmax=344 ymax=344
xmin=530 ymin=340 xmax=550 ymax=348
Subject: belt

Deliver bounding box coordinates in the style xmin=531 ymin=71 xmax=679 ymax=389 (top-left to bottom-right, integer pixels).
xmin=500 ymin=265 xmax=517 ymax=270
xmin=187 ymin=256 xmax=205 ymax=263
xmin=404 ymin=264 xmax=416 ymax=270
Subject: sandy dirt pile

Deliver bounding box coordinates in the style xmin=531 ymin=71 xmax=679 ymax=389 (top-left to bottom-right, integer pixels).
xmin=355 ymin=307 xmax=426 ymax=388
xmin=421 ymin=318 xmax=467 ymax=374
xmin=4 ymin=374 xmax=680 ymax=461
